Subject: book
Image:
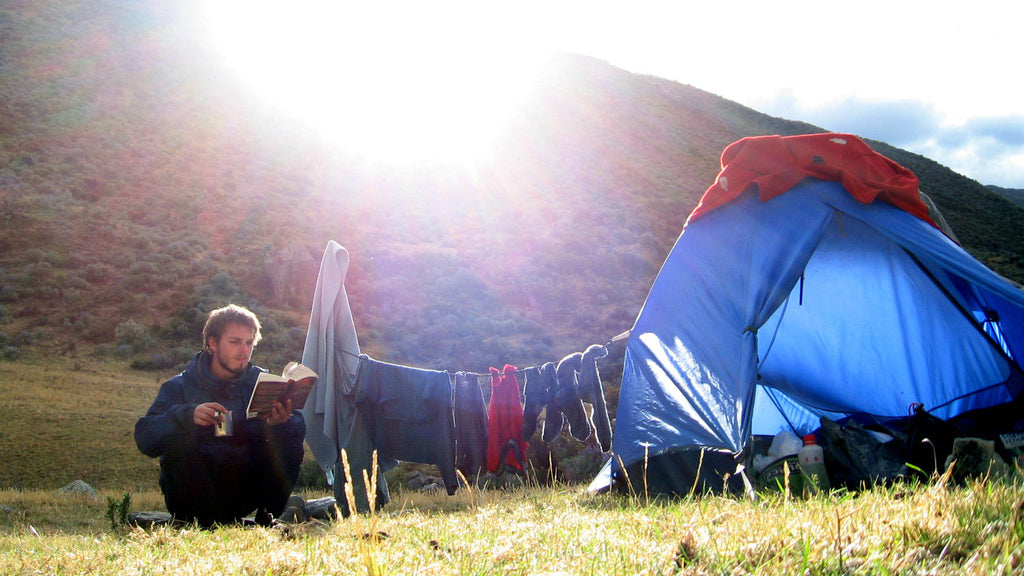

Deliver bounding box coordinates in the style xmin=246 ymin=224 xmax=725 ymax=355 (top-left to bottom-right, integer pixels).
xmin=245 ymin=362 xmax=318 ymax=419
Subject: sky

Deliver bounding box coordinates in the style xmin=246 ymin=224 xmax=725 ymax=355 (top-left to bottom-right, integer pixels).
xmin=543 ymin=1 xmax=1024 ymax=188
xmin=204 ymin=0 xmax=1024 ymax=188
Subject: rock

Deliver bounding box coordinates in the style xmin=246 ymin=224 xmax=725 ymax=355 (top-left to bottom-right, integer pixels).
xmin=945 ymin=437 xmax=1010 ymax=483
xmin=56 ymin=480 xmax=98 ymax=497
xmin=304 ymin=497 xmax=339 ymax=520
xmin=407 ymin=473 xmax=428 ymax=491
xmin=128 ymin=511 xmax=174 ymax=529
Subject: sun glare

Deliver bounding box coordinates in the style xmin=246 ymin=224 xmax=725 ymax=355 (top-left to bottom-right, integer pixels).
xmin=202 ymin=1 xmax=551 ymax=164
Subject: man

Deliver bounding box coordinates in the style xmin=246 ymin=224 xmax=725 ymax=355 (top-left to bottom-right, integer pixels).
xmin=134 ymin=304 xmax=305 ymax=527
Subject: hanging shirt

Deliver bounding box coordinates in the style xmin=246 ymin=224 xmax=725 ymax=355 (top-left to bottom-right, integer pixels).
xmin=486 ymin=364 xmax=527 ymax=472
xmin=355 ymin=355 xmax=459 ymax=495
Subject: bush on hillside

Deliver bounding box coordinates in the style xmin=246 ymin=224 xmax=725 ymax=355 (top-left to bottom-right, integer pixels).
xmin=0 ymin=285 xmax=16 ymax=303
xmin=115 ymin=319 xmax=154 ymax=354
xmin=82 ymin=262 xmax=114 ymax=283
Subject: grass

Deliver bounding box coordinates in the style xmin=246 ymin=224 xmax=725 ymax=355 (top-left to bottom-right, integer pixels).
xmin=2 ymin=355 xmax=1023 ymax=573
xmin=1 ymin=471 xmax=1023 ymax=575
xmin=0 ymin=356 xmax=162 ymax=491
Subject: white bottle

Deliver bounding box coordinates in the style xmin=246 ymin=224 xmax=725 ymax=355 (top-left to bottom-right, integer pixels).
xmin=798 ymin=434 xmax=830 ymax=493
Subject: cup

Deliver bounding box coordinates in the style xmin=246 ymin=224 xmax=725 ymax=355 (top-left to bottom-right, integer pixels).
xmin=213 ymin=410 xmax=234 ymax=437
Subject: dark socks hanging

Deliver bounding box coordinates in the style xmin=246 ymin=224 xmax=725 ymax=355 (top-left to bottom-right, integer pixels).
xmin=520 ymin=366 xmax=546 ymax=440
xmin=579 ymin=344 xmax=611 ymax=451
xmin=539 ymin=361 xmax=562 ymax=443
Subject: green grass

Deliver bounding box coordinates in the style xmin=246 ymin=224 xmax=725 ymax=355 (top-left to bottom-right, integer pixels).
xmin=0 ymin=355 xmax=161 ymax=491
xmin=2 ymin=357 xmax=1024 ymax=574
xmin=1 ymin=474 xmax=1023 ymax=575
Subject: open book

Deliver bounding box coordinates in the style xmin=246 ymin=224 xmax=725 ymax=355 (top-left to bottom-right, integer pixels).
xmin=245 ymin=362 xmax=318 ymax=419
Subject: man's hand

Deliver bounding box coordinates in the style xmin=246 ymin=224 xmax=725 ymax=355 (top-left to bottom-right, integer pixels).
xmin=267 ymin=398 xmax=293 ymax=426
xmin=194 ymin=402 xmax=229 ymax=427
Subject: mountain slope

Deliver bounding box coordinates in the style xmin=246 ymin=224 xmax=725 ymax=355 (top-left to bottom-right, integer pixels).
xmin=988 ymin=185 xmax=1024 ymax=210
xmin=1 ymin=0 xmax=1022 ymax=375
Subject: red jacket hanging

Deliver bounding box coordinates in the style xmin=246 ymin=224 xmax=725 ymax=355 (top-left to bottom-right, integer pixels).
xmin=486 ymin=364 xmax=527 ymax=472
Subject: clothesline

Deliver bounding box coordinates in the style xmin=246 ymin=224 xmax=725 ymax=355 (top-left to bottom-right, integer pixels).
xmin=335 ymin=328 xmax=632 ymax=382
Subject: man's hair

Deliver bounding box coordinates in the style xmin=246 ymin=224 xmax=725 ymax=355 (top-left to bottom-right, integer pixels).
xmin=202 ymin=304 xmax=263 ymax=350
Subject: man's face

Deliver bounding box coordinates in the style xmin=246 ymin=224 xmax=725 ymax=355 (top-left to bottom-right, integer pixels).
xmin=207 ymin=322 xmax=256 ymax=380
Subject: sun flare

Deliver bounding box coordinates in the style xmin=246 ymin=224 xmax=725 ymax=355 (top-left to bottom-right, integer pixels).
xmin=202 ymin=1 xmax=551 ymax=164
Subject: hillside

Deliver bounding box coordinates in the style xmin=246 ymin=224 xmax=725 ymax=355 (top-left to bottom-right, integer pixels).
xmin=989 ymin=185 xmax=1024 ymax=210
xmin=2 ymin=0 xmax=1023 ymax=379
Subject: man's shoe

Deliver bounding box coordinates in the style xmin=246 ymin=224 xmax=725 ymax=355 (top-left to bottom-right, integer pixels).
xmin=277 ymin=495 xmax=308 ymax=523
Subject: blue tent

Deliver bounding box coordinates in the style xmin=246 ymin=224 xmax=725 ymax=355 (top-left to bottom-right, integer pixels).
xmin=602 ymin=134 xmax=1024 ymax=494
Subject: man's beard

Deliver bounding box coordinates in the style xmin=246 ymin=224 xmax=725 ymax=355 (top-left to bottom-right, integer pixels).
xmin=216 ymin=355 xmax=246 ymax=379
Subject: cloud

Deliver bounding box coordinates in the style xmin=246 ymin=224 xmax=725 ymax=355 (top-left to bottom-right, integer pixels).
xmin=957 ymin=116 xmax=1024 ymax=147
xmin=759 ymin=95 xmax=1024 ymax=188
xmin=766 ymin=96 xmax=941 ymax=148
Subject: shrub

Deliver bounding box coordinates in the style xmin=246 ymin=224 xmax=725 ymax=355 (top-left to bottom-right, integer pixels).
xmin=64 ymin=311 xmax=92 ymax=335
xmin=63 ymin=288 xmax=81 ymax=304
xmin=559 ymin=444 xmax=607 ymax=484
xmin=64 ymin=273 xmax=91 ymax=290
xmin=127 ymin=261 xmax=159 ymax=276
xmin=35 ymin=284 xmax=62 ymax=300
xmin=115 ymin=319 xmax=154 ymax=353
xmin=295 ymin=461 xmax=331 ymax=491
xmin=23 ymin=248 xmax=46 ymax=263
xmin=25 ymin=261 xmax=53 ymax=281
xmin=82 ymin=262 xmax=114 ymax=283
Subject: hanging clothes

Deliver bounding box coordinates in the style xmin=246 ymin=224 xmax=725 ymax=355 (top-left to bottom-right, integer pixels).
xmin=579 ymin=344 xmax=612 ymax=451
xmin=300 ymin=241 xmax=362 ymax=482
xmin=554 ymin=352 xmax=590 ymax=442
xmin=299 ymin=241 xmax=386 ymax=516
xmin=453 ymin=371 xmax=489 ymax=479
xmin=486 ymin=364 xmax=527 ymax=472
xmin=355 ymin=355 xmax=459 ymax=495
xmin=520 ymin=366 xmax=546 ymax=440
xmin=540 ymin=361 xmax=562 ymax=443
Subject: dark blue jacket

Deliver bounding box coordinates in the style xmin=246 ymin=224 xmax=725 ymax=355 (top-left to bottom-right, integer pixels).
xmin=134 ymin=352 xmax=305 ymax=524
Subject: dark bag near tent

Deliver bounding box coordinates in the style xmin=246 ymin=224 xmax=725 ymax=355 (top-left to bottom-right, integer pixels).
xmin=903 ymin=404 xmax=962 ymax=476
xmin=950 ymin=393 xmax=1024 ymax=463
xmin=817 ymin=418 xmax=910 ymax=489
